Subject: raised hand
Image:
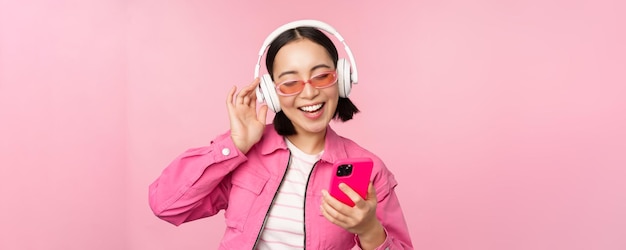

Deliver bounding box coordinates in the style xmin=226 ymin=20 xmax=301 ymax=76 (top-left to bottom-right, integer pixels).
xmin=226 ymin=78 xmax=269 ymax=154
xmin=321 ymin=183 xmax=386 ymax=249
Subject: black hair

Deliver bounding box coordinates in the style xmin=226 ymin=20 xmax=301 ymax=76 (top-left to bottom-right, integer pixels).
xmin=266 ymin=27 xmax=360 ymax=136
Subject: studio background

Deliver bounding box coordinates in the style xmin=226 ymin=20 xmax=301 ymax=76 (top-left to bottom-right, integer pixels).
xmin=1 ymin=0 xmax=625 ymax=249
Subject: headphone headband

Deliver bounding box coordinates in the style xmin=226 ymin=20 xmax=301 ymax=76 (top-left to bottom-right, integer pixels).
xmin=253 ymin=20 xmax=358 ymax=84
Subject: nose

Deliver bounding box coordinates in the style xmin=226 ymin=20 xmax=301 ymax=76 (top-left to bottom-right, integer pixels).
xmin=299 ymin=79 xmax=319 ymax=98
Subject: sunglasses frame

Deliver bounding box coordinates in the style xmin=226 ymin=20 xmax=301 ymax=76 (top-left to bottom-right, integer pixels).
xmin=275 ymin=71 xmax=338 ymax=96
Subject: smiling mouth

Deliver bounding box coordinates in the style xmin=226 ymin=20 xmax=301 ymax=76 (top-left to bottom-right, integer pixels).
xmin=298 ymin=103 xmax=324 ymax=113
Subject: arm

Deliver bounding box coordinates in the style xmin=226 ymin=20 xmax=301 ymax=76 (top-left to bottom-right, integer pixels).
xmin=359 ymin=174 xmax=413 ymax=249
xmin=149 ymin=78 xmax=268 ymax=226
xmin=148 ymin=132 xmax=247 ymax=226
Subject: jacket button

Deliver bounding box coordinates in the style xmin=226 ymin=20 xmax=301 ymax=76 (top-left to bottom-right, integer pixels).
xmin=221 ymin=148 xmax=231 ymax=156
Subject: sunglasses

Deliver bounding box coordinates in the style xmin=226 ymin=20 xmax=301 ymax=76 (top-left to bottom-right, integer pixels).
xmin=275 ymin=71 xmax=338 ymax=96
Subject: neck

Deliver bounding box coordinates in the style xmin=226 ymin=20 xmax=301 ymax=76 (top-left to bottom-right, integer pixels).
xmin=286 ymin=128 xmax=327 ymax=155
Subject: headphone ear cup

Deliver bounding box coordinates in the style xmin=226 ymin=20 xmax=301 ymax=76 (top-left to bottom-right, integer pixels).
xmin=259 ymin=74 xmax=281 ymax=113
xmin=336 ymin=58 xmax=352 ymax=98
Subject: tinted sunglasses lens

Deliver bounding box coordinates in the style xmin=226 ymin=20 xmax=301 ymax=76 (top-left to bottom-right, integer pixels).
xmin=278 ymin=81 xmax=304 ymax=95
xmin=311 ymin=72 xmax=336 ymax=87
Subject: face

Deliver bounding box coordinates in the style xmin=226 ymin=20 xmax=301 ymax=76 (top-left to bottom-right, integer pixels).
xmin=272 ymin=39 xmax=339 ymax=136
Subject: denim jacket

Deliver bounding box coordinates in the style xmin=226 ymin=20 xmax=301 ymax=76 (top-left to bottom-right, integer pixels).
xmin=149 ymin=125 xmax=413 ymax=249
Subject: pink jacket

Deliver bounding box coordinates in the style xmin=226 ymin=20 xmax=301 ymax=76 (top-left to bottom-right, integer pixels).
xmin=149 ymin=125 xmax=413 ymax=249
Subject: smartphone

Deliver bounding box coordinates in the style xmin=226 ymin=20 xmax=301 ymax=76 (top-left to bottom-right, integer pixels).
xmin=328 ymin=157 xmax=374 ymax=207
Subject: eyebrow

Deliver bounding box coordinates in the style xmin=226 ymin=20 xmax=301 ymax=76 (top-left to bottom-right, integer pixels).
xmin=276 ymin=64 xmax=332 ymax=79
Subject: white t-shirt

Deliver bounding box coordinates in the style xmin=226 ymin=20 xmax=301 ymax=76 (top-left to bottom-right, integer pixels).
xmin=256 ymin=139 xmax=323 ymax=249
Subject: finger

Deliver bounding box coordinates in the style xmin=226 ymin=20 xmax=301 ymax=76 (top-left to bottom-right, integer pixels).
xmin=240 ymin=78 xmax=260 ymax=96
xmin=321 ymin=204 xmax=347 ymax=228
xmin=226 ymin=86 xmax=236 ymax=107
xmin=339 ymin=183 xmax=366 ymax=208
xmin=236 ymin=91 xmax=245 ymax=104
xmin=248 ymin=77 xmax=260 ymax=89
xmin=320 ymin=197 xmax=349 ymax=226
xmin=367 ymin=182 xmax=377 ymax=201
xmin=237 ymin=84 xmax=257 ymax=104
xmin=250 ymin=86 xmax=258 ymax=103
xmin=321 ymin=189 xmax=351 ymax=215
xmin=257 ymin=104 xmax=268 ymax=123
xmin=249 ymin=77 xmax=261 ymax=103
xmin=250 ymin=95 xmax=257 ymax=109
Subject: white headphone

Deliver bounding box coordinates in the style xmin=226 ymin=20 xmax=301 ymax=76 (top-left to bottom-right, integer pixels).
xmin=254 ymin=20 xmax=359 ymax=113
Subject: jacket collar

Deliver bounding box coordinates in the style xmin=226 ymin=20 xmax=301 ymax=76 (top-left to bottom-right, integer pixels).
xmin=260 ymin=124 xmax=348 ymax=163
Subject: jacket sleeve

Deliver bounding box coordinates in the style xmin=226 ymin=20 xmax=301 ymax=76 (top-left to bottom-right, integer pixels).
xmin=148 ymin=131 xmax=247 ymax=226
xmin=354 ymin=171 xmax=414 ymax=250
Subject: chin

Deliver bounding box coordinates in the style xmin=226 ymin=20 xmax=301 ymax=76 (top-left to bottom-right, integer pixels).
xmin=297 ymin=120 xmax=331 ymax=134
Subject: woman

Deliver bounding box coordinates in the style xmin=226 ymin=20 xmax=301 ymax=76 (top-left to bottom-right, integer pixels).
xmin=149 ymin=21 xmax=413 ymax=249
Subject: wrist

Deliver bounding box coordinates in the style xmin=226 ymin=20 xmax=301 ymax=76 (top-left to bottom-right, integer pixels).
xmin=230 ymin=137 xmax=250 ymax=155
xmin=357 ymin=221 xmax=386 ymax=250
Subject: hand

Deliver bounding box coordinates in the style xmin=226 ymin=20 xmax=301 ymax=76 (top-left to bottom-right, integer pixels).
xmin=321 ymin=183 xmax=386 ymax=249
xmin=226 ymin=78 xmax=268 ymax=154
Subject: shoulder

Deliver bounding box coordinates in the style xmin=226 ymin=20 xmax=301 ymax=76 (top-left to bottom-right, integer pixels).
xmin=258 ymin=124 xmax=283 ymax=146
xmin=339 ymin=136 xmax=381 ymax=162
xmin=244 ymin=124 xmax=286 ymax=155
xmin=328 ymin=130 xmax=384 ymax=167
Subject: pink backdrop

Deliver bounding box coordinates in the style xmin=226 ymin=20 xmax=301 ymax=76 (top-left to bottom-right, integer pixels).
xmin=1 ymin=0 xmax=625 ymax=249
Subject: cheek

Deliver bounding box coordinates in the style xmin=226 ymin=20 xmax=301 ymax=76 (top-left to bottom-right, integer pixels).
xmin=324 ymin=88 xmax=340 ymax=103
xmin=277 ymin=96 xmax=295 ymax=108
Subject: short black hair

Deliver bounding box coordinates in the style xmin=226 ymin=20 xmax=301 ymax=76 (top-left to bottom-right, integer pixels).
xmin=266 ymin=26 xmax=360 ymax=136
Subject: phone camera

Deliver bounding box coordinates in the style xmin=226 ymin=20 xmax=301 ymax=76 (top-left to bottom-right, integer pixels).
xmin=336 ymin=164 xmax=353 ymax=177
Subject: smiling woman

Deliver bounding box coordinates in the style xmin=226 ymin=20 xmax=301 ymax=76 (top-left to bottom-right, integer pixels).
xmin=148 ymin=20 xmax=413 ymax=249
xmin=2 ymin=1 xmax=625 ymax=250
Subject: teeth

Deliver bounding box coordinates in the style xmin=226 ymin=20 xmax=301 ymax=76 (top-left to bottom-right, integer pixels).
xmin=300 ymin=103 xmax=323 ymax=112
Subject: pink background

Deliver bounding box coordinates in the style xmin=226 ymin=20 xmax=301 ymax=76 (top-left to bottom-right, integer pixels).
xmin=1 ymin=0 xmax=625 ymax=249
